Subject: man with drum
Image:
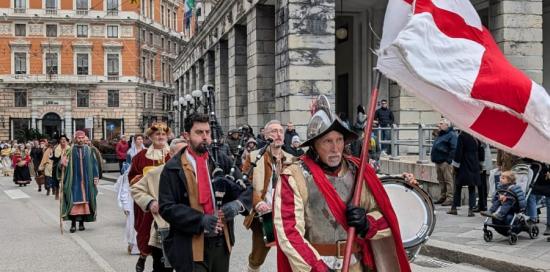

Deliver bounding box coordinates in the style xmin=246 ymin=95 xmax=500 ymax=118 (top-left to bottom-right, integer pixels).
xmin=242 ymin=120 xmax=294 ymax=272
xmin=273 ymin=98 xmax=411 ymax=272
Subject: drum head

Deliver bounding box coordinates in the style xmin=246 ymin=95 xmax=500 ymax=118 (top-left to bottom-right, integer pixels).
xmin=381 ymin=177 xmax=435 ymax=249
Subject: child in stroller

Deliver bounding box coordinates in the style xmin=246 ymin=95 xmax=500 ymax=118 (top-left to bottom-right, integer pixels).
xmin=481 ymin=171 xmax=526 ymax=221
xmin=482 ymin=164 xmax=542 ymax=245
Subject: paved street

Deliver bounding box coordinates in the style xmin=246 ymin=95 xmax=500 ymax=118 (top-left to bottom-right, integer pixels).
xmin=0 ymin=174 xmax=494 ymax=272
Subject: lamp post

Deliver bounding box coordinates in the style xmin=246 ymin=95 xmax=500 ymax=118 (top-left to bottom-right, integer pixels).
xmin=191 ymin=89 xmax=203 ymax=113
xmin=173 ymin=100 xmax=180 ymax=133
xmin=178 ymin=96 xmax=186 ymax=133
xmin=185 ymin=94 xmax=193 ymax=115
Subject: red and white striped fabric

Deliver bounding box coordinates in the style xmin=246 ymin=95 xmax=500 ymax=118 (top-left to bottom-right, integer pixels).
xmin=377 ymin=0 xmax=550 ymax=163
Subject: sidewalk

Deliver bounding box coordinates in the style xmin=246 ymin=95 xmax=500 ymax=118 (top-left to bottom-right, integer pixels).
xmin=423 ymin=203 xmax=550 ymax=272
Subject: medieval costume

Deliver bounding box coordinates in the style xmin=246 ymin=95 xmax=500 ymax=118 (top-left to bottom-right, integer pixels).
xmin=128 ymin=123 xmax=171 ymax=272
xmin=52 ymin=136 xmax=70 ymax=200
xmin=0 ymin=145 xmax=12 ymax=176
xmin=273 ymin=96 xmax=410 ymax=272
xmin=12 ymin=148 xmax=32 ymax=186
xmin=38 ymin=143 xmax=54 ymax=196
xmin=242 ymin=145 xmax=293 ymax=271
xmin=31 ymin=142 xmax=44 ymax=191
xmin=158 ymin=145 xmax=252 ymax=272
xmin=115 ymin=140 xmax=145 ymax=256
xmin=61 ymin=131 xmax=99 ymax=233
xmin=131 ymin=164 xmax=172 ymax=271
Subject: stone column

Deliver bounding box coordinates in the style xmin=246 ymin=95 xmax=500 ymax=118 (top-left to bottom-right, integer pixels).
xmin=492 ymin=0 xmax=543 ymax=84
xmin=215 ymin=40 xmax=230 ymax=133
xmin=198 ymin=59 xmax=205 ymax=90
xmin=247 ymin=5 xmax=275 ymax=132
xmin=184 ymin=71 xmax=190 ymax=95
xmin=191 ymin=65 xmax=197 ymax=91
xmin=204 ymin=51 xmax=215 ymax=86
xmin=228 ymin=25 xmax=248 ymax=129
xmin=275 ymin=0 xmax=336 ymax=137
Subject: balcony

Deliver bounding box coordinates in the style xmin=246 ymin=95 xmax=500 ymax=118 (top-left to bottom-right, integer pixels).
xmin=107 ymin=75 xmax=120 ymax=81
xmin=45 ymin=8 xmax=57 ymax=15
xmin=13 ymin=8 xmax=26 ymax=14
xmin=106 ymin=9 xmax=119 ymax=16
xmin=75 ymin=9 xmax=89 ymax=15
xmin=1 ymin=74 xmax=99 ymax=84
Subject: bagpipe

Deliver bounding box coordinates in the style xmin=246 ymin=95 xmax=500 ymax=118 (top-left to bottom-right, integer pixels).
xmin=193 ymin=85 xmax=252 ymax=210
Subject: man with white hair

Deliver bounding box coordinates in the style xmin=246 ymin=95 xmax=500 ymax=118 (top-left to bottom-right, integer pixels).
xmin=242 ymin=120 xmax=293 ymax=272
xmin=430 ymin=118 xmax=458 ymax=206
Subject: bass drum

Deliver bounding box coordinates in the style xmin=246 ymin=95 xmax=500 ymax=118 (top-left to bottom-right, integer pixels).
xmin=380 ymin=176 xmax=436 ymax=261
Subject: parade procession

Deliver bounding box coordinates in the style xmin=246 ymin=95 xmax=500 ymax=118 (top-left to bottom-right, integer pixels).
xmin=2 ymin=0 xmax=550 ymax=271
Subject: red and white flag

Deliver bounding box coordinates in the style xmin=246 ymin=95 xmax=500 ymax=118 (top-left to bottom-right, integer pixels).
xmin=377 ymin=0 xmax=550 ymax=163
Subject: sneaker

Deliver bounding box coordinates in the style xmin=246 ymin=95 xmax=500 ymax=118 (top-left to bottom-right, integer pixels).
xmin=441 ymin=200 xmax=453 ymax=206
xmin=447 ymin=208 xmax=458 ymax=215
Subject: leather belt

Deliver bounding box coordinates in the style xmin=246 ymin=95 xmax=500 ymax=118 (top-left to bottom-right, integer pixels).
xmin=312 ymin=240 xmax=361 ymax=259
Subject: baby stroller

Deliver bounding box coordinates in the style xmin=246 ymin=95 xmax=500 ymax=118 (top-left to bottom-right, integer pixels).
xmin=482 ymin=162 xmax=543 ymax=245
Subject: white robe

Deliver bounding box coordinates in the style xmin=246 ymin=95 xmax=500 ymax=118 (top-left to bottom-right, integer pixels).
xmin=115 ymin=168 xmax=139 ymax=254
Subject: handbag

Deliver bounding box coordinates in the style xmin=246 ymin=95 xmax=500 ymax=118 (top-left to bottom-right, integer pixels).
xmin=35 ymin=171 xmax=46 ymax=185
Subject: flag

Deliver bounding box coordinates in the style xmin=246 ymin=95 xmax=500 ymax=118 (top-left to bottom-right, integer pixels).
xmin=377 ymin=0 xmax=550 ymax=163
xmin=184 ymin=0 xmax=195 ymax=35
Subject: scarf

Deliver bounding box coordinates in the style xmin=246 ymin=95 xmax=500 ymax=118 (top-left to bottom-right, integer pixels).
xmin=188 ymin=148 xmax=214 ymax=215
xmin=301 ymin=155 xmax=410 ymax=272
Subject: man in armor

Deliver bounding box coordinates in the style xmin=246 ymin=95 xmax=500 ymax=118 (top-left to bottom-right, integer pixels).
xmin=273 ymin=97 xmax=410 ymax=272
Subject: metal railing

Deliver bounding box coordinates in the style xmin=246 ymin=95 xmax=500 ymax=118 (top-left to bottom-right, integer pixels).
xmin=372 ymin=125 xmax=438 ymax=163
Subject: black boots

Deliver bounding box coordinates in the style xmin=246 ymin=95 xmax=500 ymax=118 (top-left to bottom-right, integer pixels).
xmin=79 ymin=221 xmax=85 ymax=231
xmin=70 ymin=220 xmax=76 ymax=233
xmin=136 ymin=256 xmax=146 ymax=272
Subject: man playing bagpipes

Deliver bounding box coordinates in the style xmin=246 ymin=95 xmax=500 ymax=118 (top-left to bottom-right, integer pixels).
xmin=158 ymin=113 xmax=252 ymax=272
xmin=273 ymin=97 xmax=411 ymax=272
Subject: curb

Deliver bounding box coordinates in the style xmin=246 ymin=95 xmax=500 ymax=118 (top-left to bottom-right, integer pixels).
xmin=420 ymin=239 xmax=550 ymax=272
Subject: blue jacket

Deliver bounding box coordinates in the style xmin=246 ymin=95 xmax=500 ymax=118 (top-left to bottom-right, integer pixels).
xmin=492 ymin=183 xmax=527 ymax=210
xmin=430 ymin=128 xmax=458 ymax=164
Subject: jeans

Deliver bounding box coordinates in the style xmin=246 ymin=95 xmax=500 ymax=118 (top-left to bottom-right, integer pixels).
xmin=381 ymin=128 xmax=391 ymax=154
xmin=527 ymin=194 xmax=550 ymax=225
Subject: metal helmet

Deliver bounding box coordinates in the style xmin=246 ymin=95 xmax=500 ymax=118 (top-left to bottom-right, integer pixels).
xmin=300 ymin=95 xmax=358 ymax=147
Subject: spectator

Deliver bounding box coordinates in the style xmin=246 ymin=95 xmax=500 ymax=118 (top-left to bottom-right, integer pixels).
xmin=338 ymin=112 xmax=351 ymax=129
xmin=447 ymin=131 xmax=481 ymax=217
xmin=481 ymin=171 xmax=526 ymax=223
xmin=241 ymin=137 xmax=258 ymax=163
xmin=430 ymin=118 xmax=458 ymax=206
xmin=525 ymin=160 xmax=550 ymax=228
xmin=283 ymin=122 xmax=299 ymax=150
xmin=116 ymin=135 xmax=130 ymax=174
xmin=284 ymin=135 xmax=304 ymax=157
xmin=374 ymin=99 xmax=395 ymax=154
xmin=352 ymin=105 xmax=367 ymax=132
xmin=473 ymin=142 xmax=492 ymax=213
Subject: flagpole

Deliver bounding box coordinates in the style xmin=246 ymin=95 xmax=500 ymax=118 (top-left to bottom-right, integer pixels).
xmin=342 ymin=70 xmax=382 ymax=272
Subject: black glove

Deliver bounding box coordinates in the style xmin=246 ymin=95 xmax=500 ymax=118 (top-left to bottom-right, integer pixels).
xmin=201 ymin=214 xmax=218 ymax=234
xmin=346 ymin=204 xmax=369 ymax=237
xmin=221 ymin=200 xmax=242 ymax=221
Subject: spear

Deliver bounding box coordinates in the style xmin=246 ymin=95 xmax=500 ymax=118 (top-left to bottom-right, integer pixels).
xmin=341 ymin=71 xmax=382 ymax=272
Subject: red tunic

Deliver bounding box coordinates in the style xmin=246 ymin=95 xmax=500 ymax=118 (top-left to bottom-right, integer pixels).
xmin=128 ymin=149 xmax=170 ymax=255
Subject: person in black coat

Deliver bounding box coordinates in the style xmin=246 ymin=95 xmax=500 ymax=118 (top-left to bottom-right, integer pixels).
xmin=158 ymin=113 xmax=252 ymax=272
xmin=448 ymin=131 xmax=481 ymax=217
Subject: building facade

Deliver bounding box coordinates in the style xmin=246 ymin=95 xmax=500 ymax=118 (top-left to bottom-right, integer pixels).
xmin=172 ymin=0 xmax=547 ymax=145
xmin=0 ymin=0 xmax=184 ymax=141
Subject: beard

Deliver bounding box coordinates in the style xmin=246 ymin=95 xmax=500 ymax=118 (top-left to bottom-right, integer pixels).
xmin=191 ymin=141 xmax=209 ymax=154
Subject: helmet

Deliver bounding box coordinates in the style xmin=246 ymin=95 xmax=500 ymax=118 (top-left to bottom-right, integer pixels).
xmin=300 ymin=95 xmax=358 ymax=147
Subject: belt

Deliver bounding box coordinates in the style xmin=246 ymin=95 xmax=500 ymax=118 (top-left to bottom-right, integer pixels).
xmin=312 ymin=240 xmax=361 ymax=259
xmin=204 ymin=235 xmax=225 ymax=248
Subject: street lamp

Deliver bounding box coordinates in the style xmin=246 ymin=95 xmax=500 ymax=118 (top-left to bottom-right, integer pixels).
xmin=191 ymin=89 xmax=203 ymax=112
xmin=185 ymin=94 xmax=193 ymax=115
xmin=202 ymin=84 xmax=214 ymax=115
xmin=173 ymin=100 xmax=180 ymax=133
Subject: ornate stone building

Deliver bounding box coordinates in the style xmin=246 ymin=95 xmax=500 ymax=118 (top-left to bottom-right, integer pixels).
xmin=0 ymin=0 xmax=184 ymax=141
xmin=173 ymin=0 xmax=547 ymax=144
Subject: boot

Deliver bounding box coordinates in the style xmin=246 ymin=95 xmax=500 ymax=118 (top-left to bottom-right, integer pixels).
xmin=135 ymin=256 xmax=146 ymax=272
xmin=78 ymin=221 xmax=85 ymax=231
xmin=54 ymin=188 xmax=60 ymax=200
xmin=70 ymin=219 xmax=76 ymax=233
xmin=468 ymin=209 xmax=475 ymax=217
xmin=447 ymin=208 xmax=458 ymax=215
xmin=46 ymin=188 xmax=50 ymax=196
xmin=441 ymin=199 xmax=453 ymax=206
xmin=434 ymin=198 xmax=446 ymax=204
xmin=38 ymin=185 xmax=42 ymax=192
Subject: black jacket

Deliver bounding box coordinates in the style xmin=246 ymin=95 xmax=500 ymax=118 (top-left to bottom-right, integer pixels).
xmin=452 ymin=132 xmax=481 ymax=187
xmin=430 ymin=128 xmax=458 ymax=164
xmin=374 ymin=107 xmax=394 ymax=127
xmin=158 ymin=148 xmax=252 ymax=271
xmin=284 ymin=130 xmax=299 ymax=149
